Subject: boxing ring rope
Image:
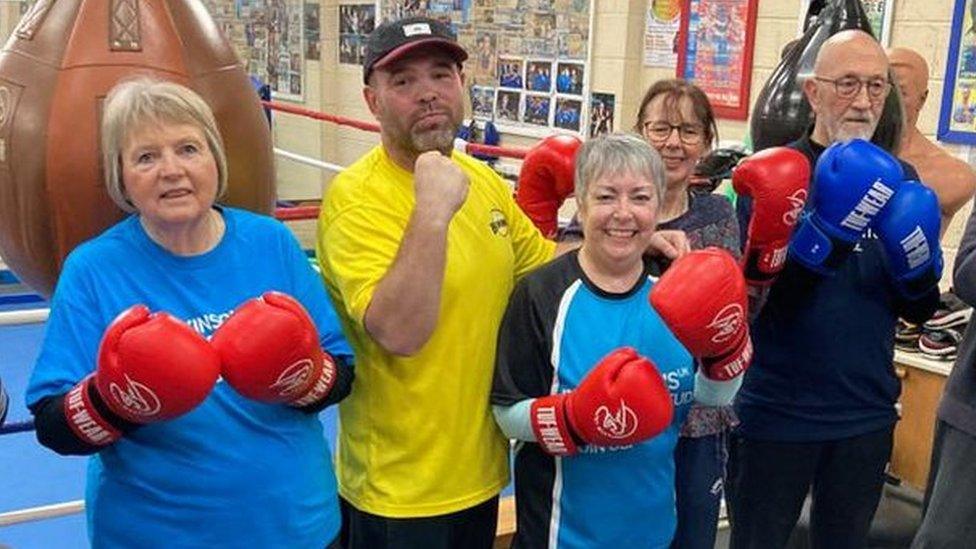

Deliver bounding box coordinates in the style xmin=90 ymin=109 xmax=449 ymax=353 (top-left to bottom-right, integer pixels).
xmin=261 ymin=100 xmax=529 ymax=159
xmin=0 ymin=500 xmax=85 ymax=527
xmin=274 ymin=147 xmax=345 ymax=174
xmin=0 ymin=105 xmax=539 ymax=529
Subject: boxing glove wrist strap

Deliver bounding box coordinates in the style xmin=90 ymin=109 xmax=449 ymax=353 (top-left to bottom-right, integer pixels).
xmin=790 ymin=217 xmax=856 ymax=274
xmin=289 ymin=355 xmax=338 ymax=408
xmin=63 ymin=376 xmax=123 ymax=447
xmin=530 ymin=394 xmax=579 ymax=456
xmin=743 ymin=245 xmax=788 ymax=286
xmin=702 ymin=333 xmax=753 ymax=381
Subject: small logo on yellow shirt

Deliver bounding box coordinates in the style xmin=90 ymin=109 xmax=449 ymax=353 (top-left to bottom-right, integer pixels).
xmin=489 ymin=209 xmax=509 ymax=236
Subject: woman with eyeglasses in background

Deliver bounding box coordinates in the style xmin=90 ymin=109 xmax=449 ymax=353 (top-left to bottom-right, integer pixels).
xmin=634 ymin=78 xmax=741 ymax=549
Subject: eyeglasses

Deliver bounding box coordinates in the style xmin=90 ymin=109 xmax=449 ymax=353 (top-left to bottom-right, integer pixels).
xmin=813 ymin=75 xmax=891 ymax=100
xmin=642 ymin=121 xmax=705 ymax=145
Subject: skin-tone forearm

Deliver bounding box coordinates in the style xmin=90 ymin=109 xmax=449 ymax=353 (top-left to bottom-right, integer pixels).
xmin=363 ymin=151 xmax=469 ymax=356
xmin=363 ymin=214 xmax=451 ymax=356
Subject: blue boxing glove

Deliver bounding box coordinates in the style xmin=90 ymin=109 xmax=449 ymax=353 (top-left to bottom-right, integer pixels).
xmin=876 ymin=180 xmax=943 ymax=298
xmin=790 ymin=139 xmax=902 ymax=274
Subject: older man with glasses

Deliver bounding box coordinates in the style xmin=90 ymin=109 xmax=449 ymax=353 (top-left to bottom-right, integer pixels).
xmin=726 ymin=29 xmax=942 ymax=549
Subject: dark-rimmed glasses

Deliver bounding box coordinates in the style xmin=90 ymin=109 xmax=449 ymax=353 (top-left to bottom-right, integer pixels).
xmin=813 ymin=75 xmax=890 ymax=100
xmin=642 ymin=122 xmax=705 ymax=145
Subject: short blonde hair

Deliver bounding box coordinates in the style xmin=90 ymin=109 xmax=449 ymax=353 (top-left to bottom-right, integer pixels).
xmin=101 ymin=77 xmax=228 ymax=212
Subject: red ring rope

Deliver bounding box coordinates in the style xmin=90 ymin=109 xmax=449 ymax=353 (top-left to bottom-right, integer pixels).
xmin=262 ymin=100 xmax=528 ymax=159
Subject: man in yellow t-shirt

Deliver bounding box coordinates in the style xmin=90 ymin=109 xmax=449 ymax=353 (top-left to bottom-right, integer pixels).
xmin=317 ymin=16 xmax=561 ymax=548
xmin=317 ymin=15 xmax=687 ymax=548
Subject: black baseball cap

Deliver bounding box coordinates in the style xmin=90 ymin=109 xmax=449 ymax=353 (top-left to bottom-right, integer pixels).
xmin=363 ymin=16 xmax=468 ymax=84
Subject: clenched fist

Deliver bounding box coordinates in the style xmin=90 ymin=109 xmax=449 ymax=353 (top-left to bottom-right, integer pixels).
xmin=413 ymin=151 xmax=470 ymax=226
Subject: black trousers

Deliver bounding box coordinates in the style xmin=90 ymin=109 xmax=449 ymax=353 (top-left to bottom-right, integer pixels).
xmin=340 ymin=495 xmax=499 ymax=549
xmin=911 ymin=420 xmax=976 ymax=548
xmin=726 ymin=426 xmax=894 ymax=549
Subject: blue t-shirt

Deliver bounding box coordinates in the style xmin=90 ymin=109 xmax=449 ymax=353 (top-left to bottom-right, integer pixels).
xmin=26 ymin=207 xmax=352 ymax=548
xmin=492 ymin=251 xmax=694 ymax=549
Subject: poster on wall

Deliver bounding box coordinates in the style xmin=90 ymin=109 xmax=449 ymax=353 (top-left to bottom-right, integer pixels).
xmin=938 ymin=0 xmax=976 ymax=144
xmin=860 ymin=0 xmax=894 ymax=46
xmin=796 ymin=1 xmax=893 ymax=45
xmin=305 ymin=3 xmax=321 ymax=61
xmin=589 ymin=92 xmax=615 ymax=137
xmin=204 ymin=0 xmax=305 ymax=101
xmin=339 ymin=4 xmax=377 ymax=65
xmin=379 ymin=0 xmax=592 ymax=136
xmin=644 ymin=0 xmax=682 ymax=67
xmin=676 ymin=0 xmax=757 ymax=120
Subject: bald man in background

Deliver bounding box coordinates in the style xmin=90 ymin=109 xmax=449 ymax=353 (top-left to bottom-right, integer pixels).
xmin=889 ymin=47 xmax=976 ymax=235
xmin=728 ymin=31 xmax=940 ymax=549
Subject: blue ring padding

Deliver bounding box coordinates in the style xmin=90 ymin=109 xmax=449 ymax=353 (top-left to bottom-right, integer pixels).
xmin=0 ymin=269 xmax=20 ymax=284
xmin=0 ymin=419 xmax=35 ymax=435
xmin=0 ymin=293 xmax=45 ymax=306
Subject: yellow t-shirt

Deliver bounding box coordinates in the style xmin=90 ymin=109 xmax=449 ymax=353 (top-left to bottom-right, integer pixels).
xmin=317 ymin=146 xmax=556 ymax=517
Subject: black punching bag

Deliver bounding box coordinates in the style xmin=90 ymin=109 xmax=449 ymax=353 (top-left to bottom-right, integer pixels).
xmin=750 ymin=0 xmax=903 ymax=152
xmin=803 ymin=0 xmax=828 ymax=31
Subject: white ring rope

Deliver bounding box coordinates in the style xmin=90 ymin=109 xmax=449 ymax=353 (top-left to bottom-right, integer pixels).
xmin=0 ymin=500 xmax=84 ymax=526
xmin=273 ymin=147 xmax=345 ymax=173
xmin=0 ymin=308 xmax=49 ymax=326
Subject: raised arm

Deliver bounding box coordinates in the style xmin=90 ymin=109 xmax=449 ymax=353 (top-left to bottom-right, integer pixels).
xmin=363 ymin=151 xmax=469 ymax=356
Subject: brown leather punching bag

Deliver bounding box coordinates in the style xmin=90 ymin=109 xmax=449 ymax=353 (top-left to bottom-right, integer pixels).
xmin=0 ymin=0 xmax=275 ymax=297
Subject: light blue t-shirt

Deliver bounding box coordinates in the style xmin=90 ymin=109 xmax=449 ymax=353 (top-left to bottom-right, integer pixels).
xmin=27 ymin=207 xmax=351 ymax=548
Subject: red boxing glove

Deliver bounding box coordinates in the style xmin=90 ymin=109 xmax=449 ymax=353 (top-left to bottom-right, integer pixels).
xmin=64 ymin=306 xmax=220 ymax=447
xmin=530 ymin=348 xmax=674 ymax=456
xmin=516 ymin=134 xmax=582 ymax=238
xmin=650 ymin=248 xmax=752 ymax=381
xmin=732 ymin=147 xmax=810 ymax=286
xmin=212 ymin=292 xmax=336 ymax=407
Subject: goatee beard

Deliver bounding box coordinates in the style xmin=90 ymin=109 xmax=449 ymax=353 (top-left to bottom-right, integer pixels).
xmin=412 ymin=127 xmax=457 ymax=155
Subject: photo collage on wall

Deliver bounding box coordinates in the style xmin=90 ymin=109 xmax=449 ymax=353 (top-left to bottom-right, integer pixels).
xmin=381 ymin=0 xmax=592 ymax=135
xmin=339 ymin=4 xmax=377 ymax=65
xmin=204 ymin=0 xmax=305 ymax=100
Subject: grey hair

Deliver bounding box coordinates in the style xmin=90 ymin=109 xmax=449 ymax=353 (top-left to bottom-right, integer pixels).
xmin=574 ymin=132 xmax=666 ymax=209
xmin=101 ymin=77 xmax=228 ymax=212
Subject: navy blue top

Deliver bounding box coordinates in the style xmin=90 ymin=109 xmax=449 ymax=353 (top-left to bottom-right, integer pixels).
xmin=734 ymin=135 xmax=939 ymax=442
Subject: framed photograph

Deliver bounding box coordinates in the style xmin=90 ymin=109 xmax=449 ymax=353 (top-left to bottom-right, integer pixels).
xmin=526 ymin=60 xmax=554 ymax=92
xmin=554 ymin=97 xmax=583 ymax=131
xmin=938 ymin=0 xmax=976 ymax=144
xmin=338 ymin=4 xmax=376 ymax=66
xmin=523 ymin=93 xmax=552 ymax=126
xmin=859 ymin=0 xmax=894 ymax=46
xmin=589 ymin=92 xmax=615 ymax=137
xmin=471 ymin=86 xmax=496 ymax=119
xmin=555 ymin=62 xmax=584 ymax=95
xmin=339 ymin=34 xmax=362 ymax=65
xmin=676 ymin=0 xmax=758 ymax=120
xmin=496 ymin=90 xmax=522 ymax=123
xmin=498 ymin=57 xmax=525 ymax=89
